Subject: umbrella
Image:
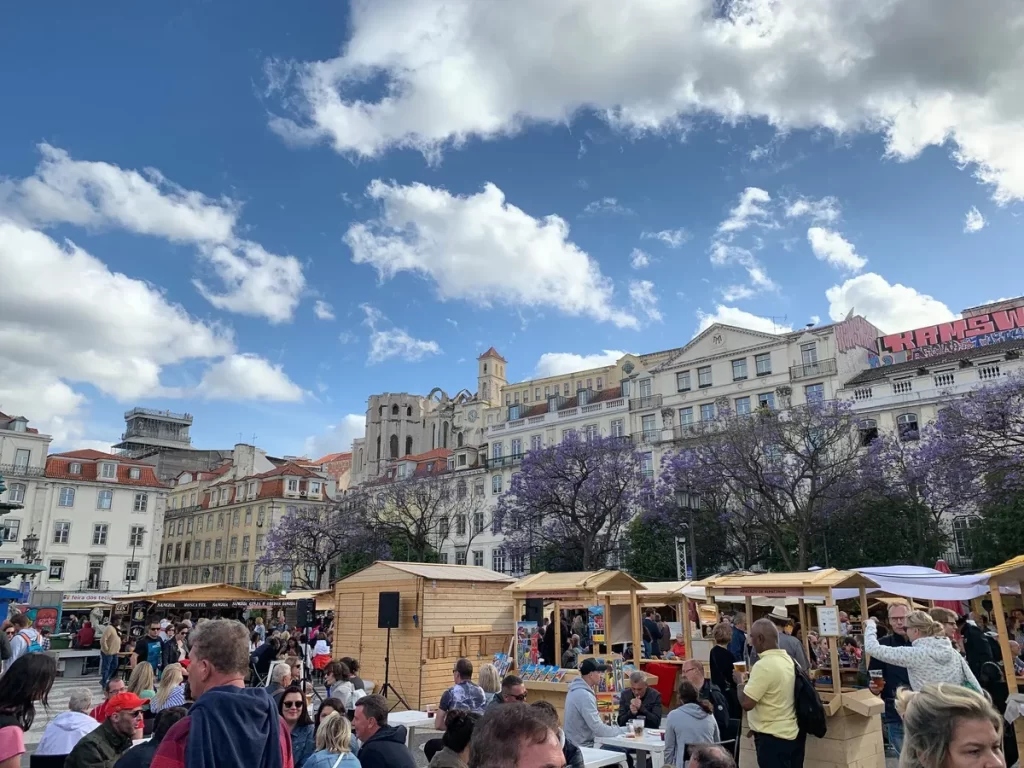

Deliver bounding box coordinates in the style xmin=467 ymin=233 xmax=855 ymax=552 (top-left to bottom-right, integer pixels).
xmin=933 ymin=559 xmax=968 ymax=615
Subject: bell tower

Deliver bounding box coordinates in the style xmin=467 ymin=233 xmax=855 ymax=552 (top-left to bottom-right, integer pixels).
xmin=477 ymin=347 xmax=507 ymax=407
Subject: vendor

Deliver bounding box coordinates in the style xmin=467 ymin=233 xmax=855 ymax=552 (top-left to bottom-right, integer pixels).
xmin=670 ymin=632 xmax=687 ymax=658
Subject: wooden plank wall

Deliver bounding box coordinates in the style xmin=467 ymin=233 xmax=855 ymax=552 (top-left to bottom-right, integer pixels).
xmin=418 ymin=579 xmax=516 ymax=710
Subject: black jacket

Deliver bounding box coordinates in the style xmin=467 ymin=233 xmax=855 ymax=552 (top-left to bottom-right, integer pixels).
xmin=113 ymin=739 xmax=159 ymax=768
xmin=357 ymin=724 xmax=416 ymax=768
xmin=868 ymin=631 xmax=912 ymax=722
xmin=700 ymin=680 xmax=731 ymax=738
xmin=66 ymin=719 xmax=134 ymax=768
xmin=563 ymin=735 xmax=585 ymax=768
xmin=251 ymin=643 xmax=277 ymax=677
xmin=616 ymin=686 xmax=663 ymax=728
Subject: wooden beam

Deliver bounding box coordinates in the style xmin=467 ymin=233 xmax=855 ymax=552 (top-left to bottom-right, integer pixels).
xmin=682 ymin=597 xmax=692 ymax=660
xmin=988 ymin=580 xmax=1024 ymax=758
xmin=859 ymin=587 xmax=871 ymax=666
xmin=798 ymin=598 xmax=810 ymax=666
xmin=553 ymin=600 xmax=561 ymax=667
xmin=630 ymin=590 xmax=642 ymax=662
xmin=603 ymin=595 xmax=612 ymax=657
xmin=825 ymin=593 xmax=842 ymax=696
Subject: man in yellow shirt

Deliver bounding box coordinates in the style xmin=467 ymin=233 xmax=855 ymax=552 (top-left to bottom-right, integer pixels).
xmin=735 ymin=618 xmax=804 ymax=768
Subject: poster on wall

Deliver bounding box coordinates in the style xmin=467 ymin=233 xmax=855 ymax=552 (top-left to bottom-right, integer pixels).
xmin=588 ymin=606 xmax=605 ymax=644
xmin=516 ymin=621 xmax=539 ymax=668
xmin=128 ymin=601 xmax=150 ymax=642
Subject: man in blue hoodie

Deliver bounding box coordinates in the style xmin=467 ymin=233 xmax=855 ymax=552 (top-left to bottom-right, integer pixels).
xmin=352 ymin=695 xmax=416 ymax=768
xmin=152 ymin=619 xmax=293 ymax=768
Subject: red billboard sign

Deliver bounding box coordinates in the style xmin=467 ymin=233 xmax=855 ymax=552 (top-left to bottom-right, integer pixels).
xmin=879 ymin=308 xmax=1024 ymax=354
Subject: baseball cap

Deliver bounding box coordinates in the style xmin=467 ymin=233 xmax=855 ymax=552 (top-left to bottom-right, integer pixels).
xmin=107 ymin=692 xmax=148 ymax=715
xmin=180 ymin=658 xmax=191 ymax=668
xmin=579 ymin=658 xmax=607 ymax=676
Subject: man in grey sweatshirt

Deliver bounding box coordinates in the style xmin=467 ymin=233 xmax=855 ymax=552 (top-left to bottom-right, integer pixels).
xmin=563 ymin=659 xmax=626 ymax=748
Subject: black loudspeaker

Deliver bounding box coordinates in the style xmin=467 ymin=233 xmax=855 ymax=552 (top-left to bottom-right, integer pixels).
xmin=378 ymin=592 xmax=400 ymax=629
xmin=296 ymin=599 xmax=316 ymax=629
xmin=525 ymin=598 xmax=544 ymax=623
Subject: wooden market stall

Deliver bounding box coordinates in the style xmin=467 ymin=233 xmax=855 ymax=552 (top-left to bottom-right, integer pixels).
xmin=113 ymin=583 xmax=292 ymax=616
xmin=980 ymin=555 xmax=1024 ymax=758
xmin=698 ymin=569 xmax=885 ymax=768
xmin=331 ymin=561 xmax=515 ymax=711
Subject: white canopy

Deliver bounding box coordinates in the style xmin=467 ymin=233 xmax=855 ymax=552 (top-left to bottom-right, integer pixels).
xmin=831 ymin=565 xmax=1020 ymax=602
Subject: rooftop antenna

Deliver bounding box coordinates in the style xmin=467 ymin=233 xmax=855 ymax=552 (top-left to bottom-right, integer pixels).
xmin=770 ymin=315 xmax=788 ymax=334
xmin=844 ymin=307 xmax=855 ymax=321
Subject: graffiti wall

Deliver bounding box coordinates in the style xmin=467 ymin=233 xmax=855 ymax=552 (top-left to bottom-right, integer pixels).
xmin=878 ymin=308 xmax=1024 ymax=360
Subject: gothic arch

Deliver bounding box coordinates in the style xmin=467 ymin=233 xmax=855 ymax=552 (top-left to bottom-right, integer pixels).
xmin=432 ymin=423 xmax=437 ymax=449
xmin=442 ymin=421 xmax=449 ymax=448
xmin=390 ymin=434 xmax=399 ymax=459
xmin=376 ymin=434 xmax=381 ymax=460
xmin=457 ymin=432 xmax=464 ymax=448
xmin=405 ymin=436 xmax=413 ymax=456
xmin=407 ymin=405 xmax=413 ymax=417
xmin=392 ymin=404 xmax=399 ymax=416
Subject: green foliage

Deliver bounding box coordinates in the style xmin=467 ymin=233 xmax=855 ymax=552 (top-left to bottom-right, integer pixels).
xmin=622 ymin=515 xmax=679 ymax=581
xmin=966 ymin=492 xmax=1024 ymax=570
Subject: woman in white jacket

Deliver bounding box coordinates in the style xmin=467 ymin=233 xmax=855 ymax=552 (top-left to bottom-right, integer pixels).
xmin=865 ymin=611 xmax=981 ymax=693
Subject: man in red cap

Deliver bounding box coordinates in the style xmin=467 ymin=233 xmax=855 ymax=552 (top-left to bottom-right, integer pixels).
xmin=65 ymin=691 xmax=146 ymax=768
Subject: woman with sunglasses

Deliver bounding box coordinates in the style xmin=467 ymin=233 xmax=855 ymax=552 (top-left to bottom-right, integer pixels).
xmin=0 ymin=654 xmax=58 ymax=768
xmin=279 ymin=685 xmax=315 ymax=768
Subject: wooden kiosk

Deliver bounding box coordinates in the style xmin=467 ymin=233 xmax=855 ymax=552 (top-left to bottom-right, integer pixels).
xmin=980 ymin=555 xmax=1024 ymax=758
xmin=698 ymin=569 xmax=885 ymax=768
xmin=331 ymin=561 xmax=515 ymax=710
xmin=505 ymin=570 xmax=649 ymax=719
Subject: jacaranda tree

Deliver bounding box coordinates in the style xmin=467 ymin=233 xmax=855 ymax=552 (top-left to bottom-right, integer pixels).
xmin=494 ymin=432 xmax=650 ymax=571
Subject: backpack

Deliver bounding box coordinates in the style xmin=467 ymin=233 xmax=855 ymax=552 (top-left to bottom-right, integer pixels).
xmin=792 ymin=660 xmax=827 ymax=738
xmin=17 ymin=630 xmax=43 ymax=654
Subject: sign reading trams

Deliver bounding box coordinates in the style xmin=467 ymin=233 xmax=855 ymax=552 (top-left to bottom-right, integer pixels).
xmin=879 ymin=307 xmax=1024 ymax=357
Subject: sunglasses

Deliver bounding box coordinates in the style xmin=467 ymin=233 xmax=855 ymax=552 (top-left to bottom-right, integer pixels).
xmin=508 ymin=693 xmax=527 ymax=701
xmin=282 ymin=701 xmax=303 ymax=709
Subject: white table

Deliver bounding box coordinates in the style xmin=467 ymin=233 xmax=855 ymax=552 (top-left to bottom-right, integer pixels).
xmin=581 ymin=746 xmax=628 ymax=767
xmin=386 ymin=710 xmax=439 ymax=745
xmin=596 ymin=731 xmax=666 ymax=768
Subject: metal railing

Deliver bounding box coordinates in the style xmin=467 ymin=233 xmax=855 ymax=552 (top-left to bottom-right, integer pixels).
xmin=483 ymin=454 xmax=525 ymax=468
xmin=629 ymin=394 xmax=663 ymax=411
xmin=77 ymin=579 xmax=109 ymax=592
xmin=631 ymin=431 xmax=661 ymax=445
xmin=0 ymin=463 xmax=45 ymax=478
xmin=789 ymin=358 xmax=837 ymax=380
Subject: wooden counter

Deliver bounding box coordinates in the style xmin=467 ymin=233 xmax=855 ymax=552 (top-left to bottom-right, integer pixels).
xmin=524 ymin=672 xmax=658 ymax=723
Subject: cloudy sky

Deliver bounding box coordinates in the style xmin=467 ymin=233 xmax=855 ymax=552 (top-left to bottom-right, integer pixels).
xmin=1 ymin=1 xmax=1022 ymax=458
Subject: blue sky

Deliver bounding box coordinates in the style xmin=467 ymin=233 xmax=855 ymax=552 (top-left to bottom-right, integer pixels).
xmin=1 ymin=1 xmax=1021 ymax=458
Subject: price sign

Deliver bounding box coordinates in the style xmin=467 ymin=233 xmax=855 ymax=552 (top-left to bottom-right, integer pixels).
xmin=816 ymin=605 xmax=840 ymax=637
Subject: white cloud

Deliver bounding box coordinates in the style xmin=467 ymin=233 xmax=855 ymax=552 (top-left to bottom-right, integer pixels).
xmin=195 ymin=354 xmax=305 ymax=401
xmin=269 ymin=0 xmax=1024 ymax=203
xmin=806 ymin=227 xmax=867 ymax=273
xmin=338 ymin=330 xmax=358 ymax=344
xmin=825 ymin=272 xmax=956 ymax=332
xmin=721 ymin=284 xmax=756 ymax=301
xmin=629 ymin=280 xmax=662 ymax=323
xmin=785 ymin=196 xmax=840 ymax=224
xmin=360 ymin=303 xmax=441 ymax=364
xmin=303 ymin=413 xmax=365 ymax=458
xmin=696 ymin=305 xmax=793 ymax=335
xmin=314 ymin=300 xmax=336 ymax=320
xmin=641 ymin=228 xmax=690 ymax=248
xmin=629 ymin=248 xmax=651 ymax=269
xmin=533 ymin=350 xmax=629 ymax=378
xmin=582 ymin=197 xmax=634 ymax=216
xmin=345 ymin=180 xmax=637 ymax=328
xmin=718 ymin=187 xmax=774 ymax=234
xmin=810 ymin=314 xmax=821 ymax=325
xmin=709 ymin=188 xmax=778 ymax=297
xmin=0 ymin=144 xmax=305 ymax=323
xmin=964 ymin=206 xmax=987 ymax=233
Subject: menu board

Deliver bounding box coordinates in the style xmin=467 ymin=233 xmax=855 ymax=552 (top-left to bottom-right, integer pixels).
xmin=816 ymin=605 xmax=840 ymax=637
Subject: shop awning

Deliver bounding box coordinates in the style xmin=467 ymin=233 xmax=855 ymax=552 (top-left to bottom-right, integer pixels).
xmin=113 ymin=583 xmax=289 ymax=609
xmin=831 ymin=565 xmax=1022 ymax=602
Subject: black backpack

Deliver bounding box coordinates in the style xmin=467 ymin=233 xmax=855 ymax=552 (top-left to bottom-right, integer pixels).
xmin=793 ymin=661 xmax=827 ymax=738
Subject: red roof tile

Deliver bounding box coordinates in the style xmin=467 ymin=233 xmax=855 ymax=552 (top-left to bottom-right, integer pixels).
xmin=45 ymin=456 xmax=166 ymax=488
xmin=402 ymin=448 xmax=452 ymax=463
xmin=477 ymin=346 xmax=507 ymax=362
xmin=53 ymin=449 xmax=150 ymax=465
xmin=313 ymin=452 xmax=352 ymax=465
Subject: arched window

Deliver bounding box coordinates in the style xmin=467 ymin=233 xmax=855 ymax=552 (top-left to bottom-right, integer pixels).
xmin=897 ymin=413 xmax=919 ymax=442
xmin=407 ymin=405 xmax=413 ymax=417
xmin=483 ymin=363 xmax=488 ymax=373
xmin=442 ymin=421 xmax=449 ymax=448
xmin=858 ymin=418 xmax=878 ymax=447
xmin=482 ymin=382 xmax=489 ymax=400
xmin=376 ymin=435 xmax=381 ymax=460
xmin=390 ymin=434 xmax=399 ymax=459
xmin=457 ymin=432 xmax=464 ymax=448
xmin=392 ymin=404 xmax=399 ymax=416
xmin=379 ymin=405 xmax=385 ymax=416
xmin=405 ymin=436 xmax=413 ymax=456
xmin=432 ymin=424 xmax=436 ymax=449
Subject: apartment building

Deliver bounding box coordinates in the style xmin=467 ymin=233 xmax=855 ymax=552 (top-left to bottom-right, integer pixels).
xmin=0 ymin=412 xmax=52 ymax=564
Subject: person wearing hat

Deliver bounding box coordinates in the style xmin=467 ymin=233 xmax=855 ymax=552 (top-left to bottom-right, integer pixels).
xmin=564 ymin=658 xmax=627 ymax=749
xmin=65 ymin=691 xmax=147 ymax=768
xmin=747 ymin=607 xmax=809 ymax=671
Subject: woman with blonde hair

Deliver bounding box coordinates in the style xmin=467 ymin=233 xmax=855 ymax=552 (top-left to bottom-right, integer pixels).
xmin=303 ymin=711 xmax=361 ymax=768
xmin=477 ymin=663 xmax=500 ymax=695
xmin=150 ymin=662 xmax=186 ymax=712
xmin=865 ymin=610 xmax=981 ymax=693
xmin=127 ymin=661 xmax=156 ymax=701
xmin=896 ymin=684 xmax=1004 ymax=768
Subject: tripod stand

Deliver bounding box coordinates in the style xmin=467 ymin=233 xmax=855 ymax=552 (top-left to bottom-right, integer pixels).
xmin=380 ymin=626 xmax=408 ymax=711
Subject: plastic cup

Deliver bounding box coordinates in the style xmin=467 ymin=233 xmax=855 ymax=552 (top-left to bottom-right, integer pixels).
xmin=733 ymin=661 xmax=747 ymax=673
xmin=632 ymin=719 xmax=645 ymax=738
xmin=869 ymin=669 xmax=883 ymax=680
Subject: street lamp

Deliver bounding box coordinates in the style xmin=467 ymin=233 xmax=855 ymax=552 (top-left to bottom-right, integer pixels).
xmin=675 ymin=489 xmax=701 ymax=579
xmin=127 ymin=527 xmax=146 ymax=595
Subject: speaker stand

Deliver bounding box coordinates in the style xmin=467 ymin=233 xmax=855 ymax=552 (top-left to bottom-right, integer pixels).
xmin=380 ymin=626 xmax=408 ymax=711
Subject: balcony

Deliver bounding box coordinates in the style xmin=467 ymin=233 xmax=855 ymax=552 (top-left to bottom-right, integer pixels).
xmin=672 ymin=424 xmax=701 ymax=441
xmin=0 ymin=463 xmax=45 ymax=478
xmin=77 ymin=579 xmax=109 ymax=592
xmin=629 ymin=394 xmax=663 ymax=411
xmin=789 ymin=358 xmax=837 ymax=381
xmin=631 ymin=431 xmax=661 ymax=445
xmin=483 ymin=454 xmax=525 ymax=469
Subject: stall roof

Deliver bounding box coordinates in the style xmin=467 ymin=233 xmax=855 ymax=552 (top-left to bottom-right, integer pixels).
xmin=601 ymin=580 xmax=695 ymax=603
xmin=697 ymin=568 xmax=880 ymax=594
xmin=983 ymin=555 xmax=1024 ymax=586
xmin=506 ymin=570 xmax=645 ymax=595
xmin=363 ymin=561 xmax=516 ymax=583
xmin=114 ymin=583 xmax=281 ymax=604
xmin=285 ymin=589 xmax=334 ymax=610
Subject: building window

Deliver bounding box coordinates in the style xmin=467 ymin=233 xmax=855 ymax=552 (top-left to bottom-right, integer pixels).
xmin=257 ymin=507 xmax=266 ymax=526
xmin=91 ymin=523 xmax=108 ymax=546
xmin=514 ymin=391 xmax=519 ymax=404
xmin=133 ymin=493 xmax=148 ymax=512
xmin=190 ymin=492 xmax=196 ymax=506
xmin=456 ymin=515 xmax=467 ymax=537
xmin=641 ymin=452 xmax=654 ymax=478
xmin=7 ymin=483 xmax=25 ymax=504
xmin=48 ymin=559 xmax=65 ymax=580
xmin=1 ymin=519 xmax=20 ymax=542
xmin=676 ymin=371 xmax=691 ymax=392
xmin=544 ymin=386 xmax=550 ymax=397
xmin=473 ymin=512 xmax=484 ymax=535
xmin=858 ymin=418 xmax=879 ymax=446
xmin=492 ymin=475 xmax=503 ymax=494
xmin=679 ymin=407 xmax=694 ymax=425
xmin=215 ymin=539 xmax=223 ymax=557
xmin=732 ymin=359 xmax=748 ymax=381
xmin=242 ymin=535 xmax=250 ymax=554
xmin=596 ymin=377 xmax=603 ymax=390
xmin=226 ymin=565 xmax=235 ymax=583
xmin=621 ymin=380 xmax=630 ymax=398
xmin=473 ymin=550 xmax=484 ymax=567
xmin=642 ymin=414 xmax=656 ymax=439
xmin=230 ymin=536 xmax=238 ymax=555
xmin=801 ymin=342 xmax=818 ymax=366
xmin=758 ymin=392 xmax=775 ymax=410
xmin=58 ymin=487 xmax=75 ymax=507
xmin=562 ymin=383 xmax=569 ymax=395
xmin=245 ymin=507 xmax=252 ymax=525
xmin=310 ymin=481 xmax=321 ymax=494
xmin=239 ymin=564 xmax=248 ymax=584
xmin=204 ymin=541 xmax=211 ymax=558
xmin=217 ymin=513 xmax=224 ymax=530
xmin=184 ymin=542 xmax=191 ymax=561
xmin=457 ymin=481 xmax=467 ymax=500
xmin=458 ymin=454 xmax=467 ymax=467
xmin=126 ymin=526 xmax=145 ymax=548
xmin=187 ymin=518 xmax=193 ymax=534
xmin=232 ymin=510 xmax=240 ymax=527
xmin=474 ymin=481 xmax=484 ymax=497
xmin=177 ymin=520 xmax=184 ymax=536
xmin=755 ymin=353 xmax=772 ymax=375
xmin=256 ymin=534 xmax=265 ymax=551
xmin=585 ymin=424 xmax=599 ymax=441
xmin=505 ymin=393 xmax=511 ymax=406
xmin=492 ymin=442 xmax=503 ymax=459
xmin=735 ymin=396 xmax=751 ymax=415
xmin=700 ymin=403 xmax=716 ymax=421
xmin=101 ymin=463 xmax=116 ymax=479
xmin=439 ymin=552 xmax=449 ymax=565
xmin=125 ymin=561 xmax=140 ymax=583
xmin=492 ymin=549 xmax=506 ymax=573
xmin=53 ymin=521 xmax=70 ymax=544
xmin=698 ymin=366 xmax=713 ymax=388
xmin=129 ymin=467 xmax=141 ymax=480
xmin=92 ymin=490 xmax=112 ymax=510
xmin=510 ymin=553 xmax=525 ymax=574
xmin=805 ymin=383 xmax=825 ymax=403
xmin=897 ymin=413 xmax=919 ymax=441
xmin=952 ymin=516 xmax=976 ymax=559
xmin=69 ymin=462 xmax=82 ymax=475
xmin=639 ymin=378 xmax=652 ymax=398
xmin=610 ymin=419 xmax=624 ymax=438
xmin=197 ymin=518 xmax=203 ymax=533
xmin=535 ymin=387 xmax=541 ymax=400
xmin=511 ymin=438 xmax=522 ymax=456
xmin=455 ymin=550 xmax=467 ymax=566
xmin=439 ymin=517 xmax=450 ymax=539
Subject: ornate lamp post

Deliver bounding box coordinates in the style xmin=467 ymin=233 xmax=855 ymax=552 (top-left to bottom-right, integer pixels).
xmin=675 ymin=488 xmax=701 ymax=579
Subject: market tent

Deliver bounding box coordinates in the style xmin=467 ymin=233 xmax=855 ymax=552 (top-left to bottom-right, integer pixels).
xmin=113 ymin=583 xmax=283 ymax=606
xmin=832 ymin=565 xmax=1021 ymax=602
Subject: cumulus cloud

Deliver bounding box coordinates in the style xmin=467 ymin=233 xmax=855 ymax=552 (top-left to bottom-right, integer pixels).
xmin=304 ymin=413 xmax=365 ymax=458
xmin=964 ymin=206 xmax=987 ymax=233
xmin=313 ymin=300 xmax=336 ymax=320
xmin=195 ymin=354 xmax=305 ymax=401
xmin=533 ymin=349 xmax=629 ymax=378
xmin=629 ymin=248 xmax=651 ymax=269
xmin=360 ymin=303 xmax=441 ymax=364
xmin=806 ymin=227 xmax=867 ymax=273
xmin=345 ymin=180 xmax=637 ymax=328
xmin=825 ymin=272 xmax=956 ymax=332
xmin=641 ymin=228 xmax=689 ymax=248
xmin=696 ymin=305 xmax=793 ymax=335
xmin=0 ymin=144 xmax=305 ymax=323
xmin=629 ymin=280 xmax=662 ymax=323
xmin=268 ymin=0 xmax=1024 ymax=203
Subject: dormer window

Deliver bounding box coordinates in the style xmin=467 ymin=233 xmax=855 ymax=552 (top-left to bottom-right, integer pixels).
xmin=287 ymin=479 xmax=298 ymax=492
xmin=69 ymin=463 xmax=82 ymax=475
xmin=101 ymin=463 xmax=116 ymax=479
xmin=247 ymin=482 xmax=256 ymax=498
xmin=129 ymin=468 xmax=141 ymax=480
xmin=11 ymin=418 xmax=27 ymax=433
xmin=309 ymin=481 xmax=321 ymax=494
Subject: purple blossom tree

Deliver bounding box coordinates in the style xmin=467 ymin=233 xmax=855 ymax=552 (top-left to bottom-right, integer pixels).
xmin=493 ymin=433 xmax=649 ymax=570
xmin=657 ymin=398 xmax=866 ymax=571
